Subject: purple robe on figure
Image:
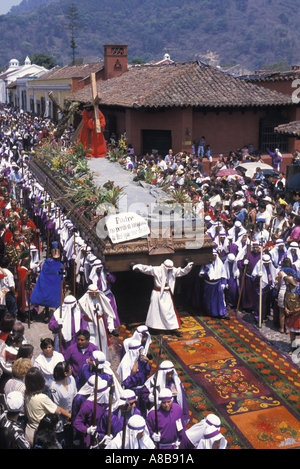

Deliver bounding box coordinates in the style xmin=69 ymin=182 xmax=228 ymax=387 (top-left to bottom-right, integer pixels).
xmin=73 ymin=400 xmax=107 ymax=448
xmin=48 ymin=311 xmax=87 ymax=355
xmin=122 ymin=359 xmax=151 ymax=414
xmin=237 ymin=251 xmax=260 ymax=311
xmin=93 ymin=273 xmax=121 ymax=329
xmin=224 ymin=262 xmax=239 ymax=309
xmin=146 ymin=402 xmax=186 ymax=449
xmin=140 ymin=378 xmax=189 ymax=422
xmin=63 ymin=342 xmax=99 ymax=378
xmin=199 ymin=260 xmax=227 ymax=318
xmin=75 ymin=363 xmax=113 ymax=391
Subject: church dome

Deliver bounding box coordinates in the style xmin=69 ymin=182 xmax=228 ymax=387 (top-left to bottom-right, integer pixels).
xmin=9 ymin=58 xmax=20 ymax=68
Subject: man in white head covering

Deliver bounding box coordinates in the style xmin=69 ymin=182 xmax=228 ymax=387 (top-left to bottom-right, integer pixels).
xmin=117 ymin=339 xmax=151 ymax=410
xmin=197 ymin=425 xmax=227 ymax=449
xmin=78 ymin=284 xmax=116 ymax=357
xmin=121 ymin=325 xmax=152 ymax=360
xmin=48 ymin=295 xmax=86 ymax=354
xmin=146 ymin=388 xmax=186 ymax=449
xmin=75 ymin=350 xmax=122 ymax=402
xmin=132 ymin=259 xmax=194 ymax=336
xmin=252 ymin=253 xmax=277 ymax=323
xmin=89 ymin=259 xmax=120 ymax=334
xmin=73 ymin=378 xmax=111 ymax=449
xmin=269 ymin=238 xmax=286 ymax=268
xmin=223 ymin=253 xmax=240 ymax=310
xmin=199 ymin=250 xmax=230 ymax=320
xmin=142 ymin=359 xmax=189 ymax=423
xmin=105 ymin=414 xmax=155 ymax=449
xmin=180 ymin=413 xmax=221 ymax=449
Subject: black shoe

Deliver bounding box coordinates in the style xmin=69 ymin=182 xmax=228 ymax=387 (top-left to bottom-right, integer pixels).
xmin=220 ymin=315 xmax=231 ymax=321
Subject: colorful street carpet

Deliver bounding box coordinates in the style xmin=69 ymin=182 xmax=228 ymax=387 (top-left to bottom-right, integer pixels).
xmin=113 ymin=306 xmax=300 ymax=450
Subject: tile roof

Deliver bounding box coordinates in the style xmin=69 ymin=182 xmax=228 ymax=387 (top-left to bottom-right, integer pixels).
xmin=67 ymin=61 xmax=294 ymax=109
xmin=243 ymin=69 xmax=300 ymax=82
xmin=36 ymin=62 xmax=104 ymax=81
xmin=274 ymin=121 xmax=300 ymax=136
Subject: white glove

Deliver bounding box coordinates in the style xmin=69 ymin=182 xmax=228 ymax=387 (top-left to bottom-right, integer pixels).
xmin=148 ymin=393 xmax=155 ymax=403
xmin=99 ymin=434 xmax=113 ymax=445
xmin=221 ymin=284 xmax=226 ymax=290
xmin=244 ymin=259 xmax=249 ymax=265
xmin=152 ymin=432 xmax=161 ymax=442
xmin=57 ymin=318 xmax=64 ymax=326
xmin=86 ymin=426 xmax=97 ymax=436
xmin=258 ymin=271 xmax=263 ymax=277
xmin=187 ymin=262 xmax=194 ymax=268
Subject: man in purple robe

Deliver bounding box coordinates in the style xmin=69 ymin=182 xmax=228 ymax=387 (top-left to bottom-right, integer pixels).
xmin=117 ymin=340 xmax=152 ymax=413
xmin=73 ymin=378 xmax=119 ymax=449
xmin=199 ymin=250 xmax=230 ymax=320
xmin=267 ymin=147 xmax=282 ymax=172
xmin=224 ymin=254 xmax=240 ymax=310
xmin=48 ymin=295 xmax=87 ymax=354
xmin=141 ymin=360 xmax=189 ymax=422
xmin=146 ymin=388 xmax=186 ymax=449
xmin=237 ymin=241 xmax=260 ymax=312
xmin=63 ymin=329 xmax=99 ymax=379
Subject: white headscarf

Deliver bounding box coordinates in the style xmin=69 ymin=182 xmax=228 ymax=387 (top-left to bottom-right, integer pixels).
xmin=223 ymin=253 xmax=240 ymax=281
xmin=197 ymin=426 xmax=227 ymax=449
xmin=91 ymin=350 xmax=123 ymax=402
xmin=89 ymin=259 xmax=107 ymax=290
xmin=122 ymin=325 xmax=152 ymax=357
xmin=117 ymin=339 xmax=142 ymax=383
xmin=185 ymin=414 xmax=221 ymax=448
xmin=106 ymin=414 xmax=155 ymax=450
xmin=144 ymin=360 xmax=184 ymax=410
xmin=87 ymin=378 xmax=110 ymax=405
xmin=53 ymin=295 xmax=81 ymax=343
xmin=252 ymin=254 xmax=277 ymax=288
xmin=200 ymin=254 xmax=226 ymax=281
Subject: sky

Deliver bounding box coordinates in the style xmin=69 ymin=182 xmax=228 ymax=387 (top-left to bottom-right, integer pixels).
xmin=0 ymin=0 xmax=22 ymax=15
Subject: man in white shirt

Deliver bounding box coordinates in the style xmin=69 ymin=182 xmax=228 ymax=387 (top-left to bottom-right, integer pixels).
xmin=157 ymin=155 xmax=167 ymax=171
xmin=0 ymin=258 xmax=17 ymax=317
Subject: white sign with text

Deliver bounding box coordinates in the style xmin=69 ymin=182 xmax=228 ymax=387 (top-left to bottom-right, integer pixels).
xmin=106 ymin=212 xmax=150 ymax=244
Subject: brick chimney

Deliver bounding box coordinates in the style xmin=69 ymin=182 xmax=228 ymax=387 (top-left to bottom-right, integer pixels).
xmin=103 ymin=44 xmax=128 ymax=80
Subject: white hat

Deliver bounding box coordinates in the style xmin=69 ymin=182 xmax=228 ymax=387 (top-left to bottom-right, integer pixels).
xmin=128 ymin=414 xmax=146 ymax=431
xmin=227 ymin=253 xmax=235 ymax=262
xmin=206 ymin=414 xmax=221 ymax=428
xmin=290 ymin=242 xmax=299 ymax=249
xmin=262 ymin=254 xmax=271 ymax=263
xmin=164 ymin=259 xmax=174 ymax=268
xmin=87 ymin=284 xmax=100 ymax=293
xmin=92 ymin=350 xmax=106 ymax=365
xmin=234 ymin=221 xmax=242 ymax=227
xmin=6 ymin=391 xmax=24 ymax=412
xmin=159 ymin=388 xmax=173 ymax=401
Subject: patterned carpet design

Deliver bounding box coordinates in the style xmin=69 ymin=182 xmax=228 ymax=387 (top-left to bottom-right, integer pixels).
xmin=114 ymin=306 xmax=300 ymax=450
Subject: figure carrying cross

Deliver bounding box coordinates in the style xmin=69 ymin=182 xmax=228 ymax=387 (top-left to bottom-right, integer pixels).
xmin=77 ymin=73 xmax=107 ymax=158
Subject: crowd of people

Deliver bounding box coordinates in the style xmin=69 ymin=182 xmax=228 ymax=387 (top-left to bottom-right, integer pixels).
xmin=0 ymin=104 xmax=299 ymax=450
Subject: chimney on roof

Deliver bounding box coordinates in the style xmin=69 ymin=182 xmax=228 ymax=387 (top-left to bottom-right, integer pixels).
xmin=103 ymin=44 xmax=128 ymax=80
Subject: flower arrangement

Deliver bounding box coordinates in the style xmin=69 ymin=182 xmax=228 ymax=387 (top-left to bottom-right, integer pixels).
xmin=32 ymin=141 xmax=126 ymax=227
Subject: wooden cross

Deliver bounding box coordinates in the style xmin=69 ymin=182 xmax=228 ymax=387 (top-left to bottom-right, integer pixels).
xmin=48 ymin=91 xmax=80 ymax=140
xmin=72 ymin=72 xmax=102 ymax=142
